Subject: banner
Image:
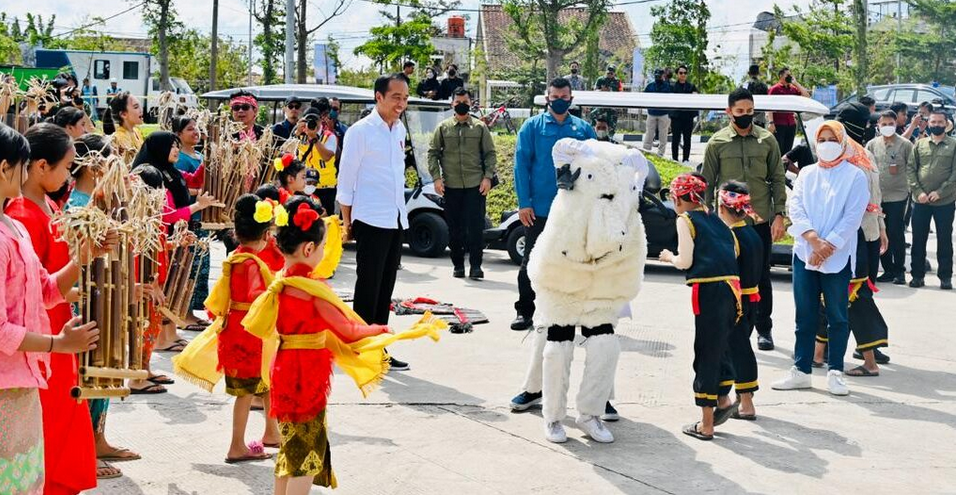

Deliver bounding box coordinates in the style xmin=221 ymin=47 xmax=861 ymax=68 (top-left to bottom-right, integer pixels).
xmin=314 ymin=44 xmax=337 ymax=84
xmin=631 ymin=48 xmax=644 ymax=93
xmin=812 ymin=85 xmax=838 ymax=109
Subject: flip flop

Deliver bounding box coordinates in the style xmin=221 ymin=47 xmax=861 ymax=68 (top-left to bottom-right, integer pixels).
xmin=713 ymin=402 xmax=739 ymax=427
xmin=184 ymin=324 xmax=208 ymax=332
xmin=845 ymin=365 xmax=880 ymax=377
xmin=98 ymin=447 xmax=142 ymax=462
xmin=147 ymin=375 xmax=175 ymax=385
xmin=262 ymin=442 xmax=280 ymax=448
xmin=129 ymin=383 xmax=167 ymax=394
xmin=225 ymin=441 xmax=273 ymax=464
xmin=811 ymin=361 xmax=825 ymax=368
xmin=731 ymin=411 xmax=757 ymax=421
xmin=682 ymin=422 xmax=713 ymax=441
xmin=156 ymin=342 xmax=186 ymax=352
xmin=96 ymin=460 xmax=122 ymax=479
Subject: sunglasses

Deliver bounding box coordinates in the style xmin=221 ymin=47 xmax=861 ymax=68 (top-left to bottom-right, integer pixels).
xmin=231 ymin=104 xmax=252 ymax=111
xmin=678 ymin=71 xmax=687 ymax=75
xmin=287 ymin=102 xmax=302 ymax=109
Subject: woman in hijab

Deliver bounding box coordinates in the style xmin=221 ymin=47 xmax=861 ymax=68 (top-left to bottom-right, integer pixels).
xmin=416 ymin=67 xmax=440 ymax=100
xmin=772 ymin=120 xmax=871 ymax=397
xmin=132 ymin=131 xmax=219 ymax=226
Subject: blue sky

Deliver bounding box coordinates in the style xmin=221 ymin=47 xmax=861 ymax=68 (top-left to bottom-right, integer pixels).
xmin=4 ymin=0 xmax=809 ymax=78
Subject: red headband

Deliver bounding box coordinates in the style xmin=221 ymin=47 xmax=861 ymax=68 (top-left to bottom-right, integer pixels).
xmin=719 ymin=189 xmax=759 ymax=220
xmin=292 ymin=202 xmax=320 ymax=231
xmin=231 ymin=95 xmax=258 ymax=110
xmin=670 ymin=174 xmax=706 ymax=204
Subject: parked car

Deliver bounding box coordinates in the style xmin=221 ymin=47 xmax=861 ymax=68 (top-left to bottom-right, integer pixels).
xmin=202 ymin=84 xmax=456 ymax=257
xmin=484 ymin=91 xmax=831 ymax=267
xmin=831 ymin=84 xmax=956 ymax=118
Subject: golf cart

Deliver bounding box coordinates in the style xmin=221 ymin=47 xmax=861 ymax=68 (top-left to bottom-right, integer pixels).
xmin=201 ymin=84 xmax=454 ymax=257
xmin=484 ymin=90 xmax=830 ymax=266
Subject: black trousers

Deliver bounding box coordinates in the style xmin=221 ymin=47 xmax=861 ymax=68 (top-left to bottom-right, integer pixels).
xmin=752 ymin=222 xmax=774 ymax=336
xmin=352 ymin=220 xmax=403 ymax=325
xmin=866 ymin=239 xmax=881 ymax=285
xmin=671 ymin=117 xmax=694 ymax=162
xmin=816 ymin=279 xmax=889 ymax=352
xmin=444 ymin=187 xmax=486 ymax=270
xmin=880 ymin=200 xmax=908 ymax=278
xmin=911 ymin=202 xmax=955 ymax=280
xmin=315 ymin=187 xmax=337 ymax=217
xmin=514 ymin=216 xmax=548 ymax=318
xmin=773 ymin=124 xmax=797 ymax=153
xmin=718 ymin=301 xmax=759 ymax=397
xmin=692 ymin=282 xmax=736 ymax=408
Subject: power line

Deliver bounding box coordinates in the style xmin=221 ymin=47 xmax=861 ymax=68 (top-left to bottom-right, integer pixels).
xmin=54 ymin=2 xmax=147 ymax=38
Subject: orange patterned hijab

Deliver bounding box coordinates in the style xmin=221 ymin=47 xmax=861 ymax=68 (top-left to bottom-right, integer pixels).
xmin=814 ymin=120 xmax=874 ymax=171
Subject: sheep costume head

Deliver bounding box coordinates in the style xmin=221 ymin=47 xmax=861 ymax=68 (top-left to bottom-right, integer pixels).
xmin=528 ymin=138 xmax=649 ymax=328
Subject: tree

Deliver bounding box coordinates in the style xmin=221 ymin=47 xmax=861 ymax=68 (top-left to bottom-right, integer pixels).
xmin=142 ymin=0 xmax=182 ymax=91
xmin=500 ymin=0 xmax=611 ymax=82
xmin=164 ymin=29 xmax=250 ymax=93
xmin=354 ymin=13 xmax=436 ymax=72
xmin=337 ymin=66 xmax=380 ymax=89
xmin=901 ymin=0 xmax=956 ymax=84
xmin=253 ymin=0 xmax=284 ymax=85
xmin=851 ymin=0 xmax=868 ymax=96
xmin=295 ymin=0 xmax=351 ymax=83
xmin=645 ymin=0 xmax=710 ymax=86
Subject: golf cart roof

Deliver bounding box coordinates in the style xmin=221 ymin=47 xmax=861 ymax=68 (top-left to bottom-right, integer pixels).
xmin=533 ymin=91 xmax=829 ymax=115
xmin=201 ymin=84 xmax=447 ymax=107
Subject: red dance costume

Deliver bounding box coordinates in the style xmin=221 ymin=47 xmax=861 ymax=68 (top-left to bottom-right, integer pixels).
xmin=217 ymin=246 xmax=270 ymax=392
xmin=270 ymin=264 xmax=388 ymax=423
xmin=6 ymin=197 xmax=96 ymax=495
xmin=258 ymin=236 xmax=286 ymax=273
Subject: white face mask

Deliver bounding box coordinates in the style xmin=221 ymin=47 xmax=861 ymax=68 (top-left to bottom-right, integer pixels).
xmin=879 ymin=125 xmax=896 ymax=137
xmin=816 ymin=141 xmax=844 ymax=162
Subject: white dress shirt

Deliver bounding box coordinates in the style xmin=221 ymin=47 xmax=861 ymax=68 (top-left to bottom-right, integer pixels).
xmin=336 ymin=109 xmax=409 ymax=229
xmin=788 ymin=160 xmax=870 ymax=274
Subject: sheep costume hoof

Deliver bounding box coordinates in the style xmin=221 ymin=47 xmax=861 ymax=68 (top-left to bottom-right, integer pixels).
xmin=529 ymin=138 xmax=649 ymax=440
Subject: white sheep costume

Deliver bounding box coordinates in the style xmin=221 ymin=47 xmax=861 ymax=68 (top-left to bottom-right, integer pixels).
xmin=528 ymin=138 xmax=648 ymax=442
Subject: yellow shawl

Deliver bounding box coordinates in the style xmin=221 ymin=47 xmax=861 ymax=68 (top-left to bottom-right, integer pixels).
xmin=172 ymin=252 xmax=275 ymax=392
xmin=312 ymin=216 xmax=343 ymax=279
xmin=242 ymin=275 xmax=447 ymax=396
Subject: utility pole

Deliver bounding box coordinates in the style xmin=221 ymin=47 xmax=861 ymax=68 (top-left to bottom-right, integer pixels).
xmin=897 ymin=0 xmax=902 ymax=84
xmin=248 ymin=0 xmax=254 ymax=85
xmin=285 ymin=0 xmax=294 ymax=84
xmin=210 ymin=0 xmax=219 ymax=91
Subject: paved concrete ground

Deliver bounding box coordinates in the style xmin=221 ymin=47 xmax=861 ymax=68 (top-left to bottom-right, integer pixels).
xmin=92 ymin=236 xmax=956 ymax=494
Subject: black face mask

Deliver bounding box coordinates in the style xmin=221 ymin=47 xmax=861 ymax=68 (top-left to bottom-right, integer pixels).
xmin=927 ymin=125 xmax=946 ymax=136
xmin=732 ymin=113 xmax=754 ymax=129
xmin=570 ymin=68 xmax=578 ymax=74
xmin=453 ymin=102 xmax=470 ymax=116
xmin=448 ymin=70 xmax=457 ymax=77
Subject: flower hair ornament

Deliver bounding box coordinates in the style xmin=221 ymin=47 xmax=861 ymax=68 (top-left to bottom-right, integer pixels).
xmin=273 ymin=153 xmax=294 ymax=172
xmin=292 ymin=202 xmax=320 ymax=231
xmin=274 ymin=204 xmax=289 ymax=227
xmin=670 ymin=174 xmax=707 ymax=204
xmin=719 ymin=189 xmax=761 ymax=222
xmin=254 ymin=200 xmax=275 ymax=223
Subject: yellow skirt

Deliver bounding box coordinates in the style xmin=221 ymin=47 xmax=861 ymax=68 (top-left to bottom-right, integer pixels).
xmin=275 ymin=411 xmax=337 ymax=488
xmin=224 ymin=376 xmax=268 ymax=397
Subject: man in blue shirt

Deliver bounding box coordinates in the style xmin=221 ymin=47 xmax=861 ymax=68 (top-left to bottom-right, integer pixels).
xmin=509 ymin=78 xmax=597 ymax=411
xmin=642 ymin=69 xmax=671 ymax=156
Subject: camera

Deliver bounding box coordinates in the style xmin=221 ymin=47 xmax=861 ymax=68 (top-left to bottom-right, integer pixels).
xmin=304 ymin=113 xmax=319 ymax=130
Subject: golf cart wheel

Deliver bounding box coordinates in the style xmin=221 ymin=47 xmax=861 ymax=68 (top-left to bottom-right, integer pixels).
xmin=506 ymin=227 xmax=526 ymax=265
xmin=408 ymin=212 xmax=449 ymax=257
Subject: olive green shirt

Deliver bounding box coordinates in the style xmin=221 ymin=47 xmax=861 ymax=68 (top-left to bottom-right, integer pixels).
xmin=701 ymin=123 xmax=787 ymax=224
xmin=427 ymin=116 xmax=498 ymax=189
xmin=908 ymin=135 xmax=956 ymax=206
xmin=866 ymin=134 xmax=914 ymax=203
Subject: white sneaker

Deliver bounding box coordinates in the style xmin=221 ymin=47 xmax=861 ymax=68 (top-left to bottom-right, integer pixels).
xmin=545 ymin=421 xmax=567 ymax=443
xmin=576 ymin=415 xmax=614 ymax=443
xmin=771 ymin=366 xmax=812 ymax=390
xmin=827 ymin=370 xmax=850 ymax=396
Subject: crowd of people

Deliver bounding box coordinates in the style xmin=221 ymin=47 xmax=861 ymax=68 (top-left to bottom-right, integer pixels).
xmin=1 ymin=56 xmax=953 ymax=493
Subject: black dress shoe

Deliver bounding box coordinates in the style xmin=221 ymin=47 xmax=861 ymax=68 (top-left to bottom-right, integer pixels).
xmin=893 ymin=275 xmax=906 ymax=285
xmin=910 ymin=278 xmax=925 ymax=288
xmin=453 ymin=267 xmax=465 ymax=278
xmin=757 ymin=334 xmax=774 ymax=351
xmin=469 ymin=268 xmax=484 ymax=280
xmin=510 ymin=314 xmax=533 ymax=331
xmin=388 ymin=356 xmax=410 ymax=371
xmin=876 ymin=272 xmax=896 ymax=283
xmin=942 ymin=279 xmax=953 ymax=290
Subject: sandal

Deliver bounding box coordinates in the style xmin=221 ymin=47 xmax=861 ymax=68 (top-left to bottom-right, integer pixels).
xmin=98 ymin=447 xmax=142 ymax=462
xmin=682 ymin=422 xmax=713 ymax=441
xmin=147 ymin=374 xmax=175 ymax=385
xmin=811 ymin=361 xmax=825 ymax=368
xmin=156 ymin=342 xmax=186 ymax=352
xmin=845 ymin=365 xmax=879 ymax=377
xmin=225 ymin=441 xmax=273 ymax=464
xmin=130 ymin=383 xmax=167 ymax=395
xmin=96 ymin=460 xmax=122 ymax=479
xmin=713 ymin=403 xmax=739 ymax=427
xmin=184 ymin=324 xmax=208 ymax=332
xmin=732 ymin=411 xmax=757 ymax=421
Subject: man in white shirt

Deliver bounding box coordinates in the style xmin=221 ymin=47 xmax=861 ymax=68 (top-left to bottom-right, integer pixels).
xmin=337 ymin=73 xmax=411 ymax=371
xmin=773 ymin=121 xmax=869 ymax=396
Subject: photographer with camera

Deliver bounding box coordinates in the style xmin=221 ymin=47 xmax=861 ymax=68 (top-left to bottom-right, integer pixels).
xmin=297 ymin=98 xmax=338 ymax=216
xmin=768 ymin=67 xmax=809 ymax=154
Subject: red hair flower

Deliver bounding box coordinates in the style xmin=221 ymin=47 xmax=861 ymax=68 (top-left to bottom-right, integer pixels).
xmin=292 ymin=202 xmax=320 ymax=231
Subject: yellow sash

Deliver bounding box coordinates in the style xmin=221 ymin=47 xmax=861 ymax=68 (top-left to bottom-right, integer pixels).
xmin=242 ymin=275 xmax=447 ymax=396
xmin=312 ymin=216 xmax=343 ymax=279
xmin=172 ymin=253 xmax=275 ymax=392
